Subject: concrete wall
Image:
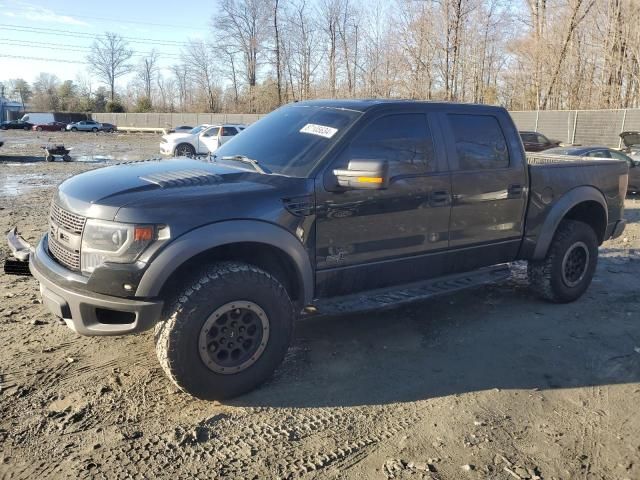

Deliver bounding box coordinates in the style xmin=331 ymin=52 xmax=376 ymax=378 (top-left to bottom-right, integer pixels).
xmin=510 ymin=109 xmax=640 ymax=148
xmin=93 ymin=112 xmax=265 ymax=128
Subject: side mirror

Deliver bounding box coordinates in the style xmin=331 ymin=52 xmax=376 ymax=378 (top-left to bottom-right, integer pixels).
xmin=333 ymin=159 xmax=389 ymax=190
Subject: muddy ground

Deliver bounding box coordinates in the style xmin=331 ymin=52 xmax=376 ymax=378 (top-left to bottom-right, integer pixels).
xmin=1 ymin=129 xmax=639 ymax=480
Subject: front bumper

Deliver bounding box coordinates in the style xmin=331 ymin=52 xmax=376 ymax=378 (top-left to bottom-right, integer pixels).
xmin=160 ymin=143 xmax=174 ymax=155
xmin=23 ymin=233 xmax=164 ymax=336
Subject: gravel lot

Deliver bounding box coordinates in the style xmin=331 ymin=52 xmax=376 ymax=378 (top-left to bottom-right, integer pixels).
xmin=1 ymin=129 xmax=640 ymax=479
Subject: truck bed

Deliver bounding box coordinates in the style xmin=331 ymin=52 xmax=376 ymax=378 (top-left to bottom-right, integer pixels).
xmin=521 ymin=152 xmax=628 ymax=258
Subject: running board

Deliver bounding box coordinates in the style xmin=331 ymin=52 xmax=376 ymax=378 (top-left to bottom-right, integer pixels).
xmin=311 ymin=264 xmax=511 ymax=317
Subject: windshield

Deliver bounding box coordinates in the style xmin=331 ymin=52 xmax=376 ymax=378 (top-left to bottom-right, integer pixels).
xmin=213 ymin=105 xmax=361 ymax=177
xmin=189 ymin=125 xmax=207 ymax=135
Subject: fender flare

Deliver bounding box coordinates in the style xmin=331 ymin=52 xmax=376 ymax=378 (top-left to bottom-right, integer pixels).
xmin=532 ymin=186 xmax=608 ymax=260
xmin=135 ymin=220 xmax=314 ymax=304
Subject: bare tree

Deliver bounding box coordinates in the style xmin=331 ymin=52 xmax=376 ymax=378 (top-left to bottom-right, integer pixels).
xmin=87 ymin=32 xmax=134 ymax=101
xmin=182 ymin=40 xmax=221 ymax=112
xmin=138 ymin=50 xmax=159 ymax=101
xmin=213 ymin=0 xmax=270 ymax=111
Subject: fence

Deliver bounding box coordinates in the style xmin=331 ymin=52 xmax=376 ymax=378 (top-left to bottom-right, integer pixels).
xmin=94 ymin=109 xmax=640 ymax=148
xmin=92 ymin=112 xmax=266 ymax=129
xmin=509 ymin=109 xmax=640 ymax=148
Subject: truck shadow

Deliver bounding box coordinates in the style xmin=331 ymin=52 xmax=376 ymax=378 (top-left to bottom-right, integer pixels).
xmin=233 ymin=253 xmax=640 ymax=408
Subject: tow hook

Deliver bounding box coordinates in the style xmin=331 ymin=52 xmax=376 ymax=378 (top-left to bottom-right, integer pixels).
xmin=4 ymin=227 xmax=33 ymax=276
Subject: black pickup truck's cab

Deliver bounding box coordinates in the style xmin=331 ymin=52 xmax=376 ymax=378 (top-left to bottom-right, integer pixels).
xmin=9 ymin=100 xmax=628 ymax=400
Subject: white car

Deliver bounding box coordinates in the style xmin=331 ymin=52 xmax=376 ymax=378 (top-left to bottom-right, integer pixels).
xmin=160 ymin=124 xmax=246 ymax=156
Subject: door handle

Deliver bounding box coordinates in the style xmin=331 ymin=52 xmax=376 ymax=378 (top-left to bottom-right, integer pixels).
xmin=508 ymin=184 xmax=523 ymax=197
xmin=430 ymin=190 xmax=450 ymax=206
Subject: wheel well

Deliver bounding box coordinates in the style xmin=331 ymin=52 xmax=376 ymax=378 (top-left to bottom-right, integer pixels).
xmin=159 ymin=242 xmax=303 ymax=305
xmin=563 ymin=201 xmax=607 ymax=244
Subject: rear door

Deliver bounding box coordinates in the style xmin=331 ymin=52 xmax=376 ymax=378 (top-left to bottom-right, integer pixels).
xmin=220 ymin=126 xmax=240 ymax=145
xmin=441 ymin=110 xmax=527 ymax=270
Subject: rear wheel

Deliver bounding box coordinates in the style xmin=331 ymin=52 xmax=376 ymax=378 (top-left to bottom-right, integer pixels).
xmin=62 ymin=154 xmax=71 ymax=162
xmin=23 ymin=126 xmax=29 ymax=130
xmin=71 ymin=127 xmax=77 ymax=132
xmin=45 ymin=154 xmax=54 ymax=162
xmin=36 ymin=126 xmax=43 ymax=132
xmin=174 ymin=143 xmax=196 ymax=157
xmin=154 ymin=262 xmax=295 ymax=399
xmin=528 ymin=220 xmax=598 ymax=303
xmin=91 ymin=127 xmax=98 ymax=132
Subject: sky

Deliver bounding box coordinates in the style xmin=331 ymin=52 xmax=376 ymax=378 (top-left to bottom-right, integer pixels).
xmin=0 ymin=0 xmax=214 ymax=88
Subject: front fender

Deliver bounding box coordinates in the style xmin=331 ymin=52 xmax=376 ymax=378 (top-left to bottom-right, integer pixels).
xmin=135 ymin=220 xmax=314 ymax=304
xmin=530 ymin=186 xmax=607 ymax=260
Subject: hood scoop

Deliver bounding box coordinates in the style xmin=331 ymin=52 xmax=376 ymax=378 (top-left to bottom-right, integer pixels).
xmin=139 ymin=169 xmax=222 ymax=188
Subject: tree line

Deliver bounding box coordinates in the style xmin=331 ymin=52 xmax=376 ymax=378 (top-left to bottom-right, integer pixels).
xmin=2 ymin=0 xmax=639 ymax=114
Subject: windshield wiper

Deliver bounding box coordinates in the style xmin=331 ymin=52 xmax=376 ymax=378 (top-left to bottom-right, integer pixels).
xmin=220 ymin=155 xmax=271 ymax=174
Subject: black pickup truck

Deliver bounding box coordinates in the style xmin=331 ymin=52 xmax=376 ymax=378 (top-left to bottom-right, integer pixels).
xmin=7 ymin=100 xmax=628 ymax=399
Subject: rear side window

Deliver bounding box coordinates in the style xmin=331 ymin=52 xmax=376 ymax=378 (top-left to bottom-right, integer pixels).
xmin=448 ymin=114 xmax=509 ymax=170
xmin=338 ymin=114 xmax=436 ymax=176
xmin=222 ymin=126 xmax=238 ymax=136
xmin=521 ymin=133 xmax=535 ymax=143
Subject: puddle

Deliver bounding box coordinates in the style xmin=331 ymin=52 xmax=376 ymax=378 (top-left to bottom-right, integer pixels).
xmin=0 ymin=173 xmax=53 ymax=196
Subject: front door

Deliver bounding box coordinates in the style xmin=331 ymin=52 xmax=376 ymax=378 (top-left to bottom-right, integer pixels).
xmin=198 ymin=126 xmax=220 ymax=153
xmin=315 ymin=112 xmax=452 ymax=297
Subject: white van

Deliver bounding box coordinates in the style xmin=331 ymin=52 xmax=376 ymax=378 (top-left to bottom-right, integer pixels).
xmin=20 ymin=112 xmax=55 ymax=124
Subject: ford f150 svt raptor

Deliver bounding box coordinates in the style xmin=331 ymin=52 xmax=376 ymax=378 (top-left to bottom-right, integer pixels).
xmin=7 ymin=100 xmax=628 ymax=399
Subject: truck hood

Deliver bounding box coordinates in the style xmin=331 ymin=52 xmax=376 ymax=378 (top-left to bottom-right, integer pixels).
xmin=55 ymin=158 xmax=308 ymax=224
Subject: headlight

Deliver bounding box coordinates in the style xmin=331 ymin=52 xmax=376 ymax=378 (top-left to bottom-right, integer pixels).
xmin=80 ymin=219 xmax=169 ymax=274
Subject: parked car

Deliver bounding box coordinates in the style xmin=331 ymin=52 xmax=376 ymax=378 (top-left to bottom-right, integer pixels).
xmin=160 ymin=124 xmax=246 ymax=156
xmin=519 ymin=131 xmax=561 ymax=152
xmin=8 ymin=100 xmax=628 ymax=400
xmin=100 ymin=123 xmax=117 ymax=133
xmin=32 ymin=121 xmax=68 ymax=132
xmin=619 ymin=131 xmax=640 ymax=159
xmin=545 ymin=145 xmax=639 ymax=194
xmin=66 ymin=120 xmax=102 ymax=132
xmin=1 ymin=120 xmax=33 ymax=130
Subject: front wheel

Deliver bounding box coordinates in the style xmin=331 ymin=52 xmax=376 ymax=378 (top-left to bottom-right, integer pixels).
xmin=528 ymin=220 xmax=598 ymax=303
xmin=154 ymin=262 xmax=295 ymax=400
xmin=71 ymin=127 xmax=77 ymax=132
xmin=92 ymin=127 xmax=98 ymax=132
xmin=174 ymin=143 xmax=196 ymax=157
xmin=23 ymin=126 xmax=29 ymax=131
xmin=36 ymin=126 xmax=43 ymax=132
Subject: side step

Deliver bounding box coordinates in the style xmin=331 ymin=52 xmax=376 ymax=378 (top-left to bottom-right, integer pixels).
xmin=311 ymin=264 xmax=511 ymax=317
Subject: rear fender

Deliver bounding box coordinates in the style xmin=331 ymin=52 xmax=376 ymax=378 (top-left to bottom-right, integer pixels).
xmin=531 ymin=186 xmax=607 ymax=260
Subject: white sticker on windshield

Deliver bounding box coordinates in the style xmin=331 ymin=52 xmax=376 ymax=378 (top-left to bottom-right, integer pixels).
xmin=300 ymin=123 xmax=338 ymax=139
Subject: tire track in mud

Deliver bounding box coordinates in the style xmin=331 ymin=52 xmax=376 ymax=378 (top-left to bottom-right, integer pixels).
xmin=6 ymin=402 xmax=433 ymax=479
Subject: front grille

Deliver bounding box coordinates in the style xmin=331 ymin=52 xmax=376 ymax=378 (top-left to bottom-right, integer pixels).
xmin=50 ymin=203 xmax=85 ymax=234
xmin=48 ymin=203 xmax=85 ymax=271
xmin=48 ymin=236 xmax=81 ymax=271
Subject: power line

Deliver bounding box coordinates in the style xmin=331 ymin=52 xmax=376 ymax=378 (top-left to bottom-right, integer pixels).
xmin=0 ymin=53 xmax=87 ymax=64
xmin=0 ymin=39 xmax=184 ymax=59
xmin=0 ymin=24 xmax=196 ymax=47
xmin=5 ymin=5 xmax=208 ymax=31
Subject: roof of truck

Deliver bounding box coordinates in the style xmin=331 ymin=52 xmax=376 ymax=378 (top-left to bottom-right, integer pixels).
xmin=292 ymin=98 xmax=506 ymax=113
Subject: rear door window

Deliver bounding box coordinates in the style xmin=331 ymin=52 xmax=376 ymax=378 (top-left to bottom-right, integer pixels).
xmin=447 ymin=114 xmax=509 ymax=170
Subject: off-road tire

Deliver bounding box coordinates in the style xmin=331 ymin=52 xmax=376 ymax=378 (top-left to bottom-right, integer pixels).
xmin=154 ymin=262 xmax=295 ymax=400
xmin=528 ymin=219 xmax=598 ymax=303
xmin=174 ymin=143 xmax=196 ymax=157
